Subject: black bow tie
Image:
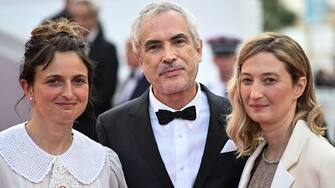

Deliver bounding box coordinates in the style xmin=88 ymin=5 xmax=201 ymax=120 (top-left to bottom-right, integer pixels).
xmin=155 ymin=106 xmax=196 ymax=125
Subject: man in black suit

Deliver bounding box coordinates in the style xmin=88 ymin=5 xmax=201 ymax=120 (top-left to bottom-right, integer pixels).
xmin=97 ymin=2 xmax=246 ymax=188
xmin=70 ymin=0 xmax=119 ymax=140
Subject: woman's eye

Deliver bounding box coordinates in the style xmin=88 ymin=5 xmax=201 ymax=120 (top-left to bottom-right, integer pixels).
xmin=241 ymin=78 xmax=252 ymax=85
xmin=46 ymin=79 xmax=61 ymax=86
xmin=73 ymin=77 xmax=87 ymax=86
xmin=264 ymin=78 xmax=277 ymax=85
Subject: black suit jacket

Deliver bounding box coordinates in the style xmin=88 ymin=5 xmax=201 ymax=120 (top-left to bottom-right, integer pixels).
xmin=97 ymin=84 xmax=246 ymax=188
xmin=75 ymin=23 xmax=119 ymax=140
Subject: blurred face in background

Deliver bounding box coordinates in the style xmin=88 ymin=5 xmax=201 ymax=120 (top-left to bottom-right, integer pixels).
xmin=126 ymin=40 xmax=139 ymax=70
xmin=21 ymin=51 xmax=89 ymax=125
xmin=214 ymin=54 xmax=236 ymax=84
xmin=70 ymin=2 xmax=97 ymax=37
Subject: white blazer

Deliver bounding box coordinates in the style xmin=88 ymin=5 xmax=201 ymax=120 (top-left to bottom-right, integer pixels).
xmin=238 ymin=120 xmax=335 ymax=188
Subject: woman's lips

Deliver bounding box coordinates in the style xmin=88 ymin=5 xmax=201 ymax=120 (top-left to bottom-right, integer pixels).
xmin=56 ymin=102 xmax=77 ymax=109
xmin=249 ymin=104 xmax=268 ymax=111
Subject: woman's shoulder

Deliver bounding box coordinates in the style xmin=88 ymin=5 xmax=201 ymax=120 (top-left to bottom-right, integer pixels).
xmin=307 ymin=131 xmax=335 ymax=158
xmin=105 ymin=147 xmax=123 ymax=170
xmin=0 ymin=123 xmax=25 ymax=137
xmin=103 ymin=148 xmax=127 ymax=187
xmin=293 ymin=121 xmax=335 ymax=165
xmin=78 ymin=135 xmax=127 ymax=188
xmin=0 ymin=123 xmax=27 ymax=154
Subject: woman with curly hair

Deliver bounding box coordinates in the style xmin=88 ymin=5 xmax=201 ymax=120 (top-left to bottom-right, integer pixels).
xmin=0 ymin=19 xmax=127 ymax=188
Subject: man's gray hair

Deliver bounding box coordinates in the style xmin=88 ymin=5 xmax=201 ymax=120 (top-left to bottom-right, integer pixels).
xmin=131 ymin=1 xmax=201 ymax=54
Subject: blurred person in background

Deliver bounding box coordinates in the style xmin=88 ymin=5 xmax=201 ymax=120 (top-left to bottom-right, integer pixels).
xmin=0 ymin=19 xmax=127 ymax=188
xmin=46 ymin=0 xmax=73 ymax=21
xmin=207 ymin=36 xmax=241 ymax=97
xmin=227 ymin=32 xmax=335 ymax=188
xmin=113 ymin=38 xmax=149 ymax=106
xmin=97 ymin=2 xmax=246 ymax=188
xmin=70 ymin=0 xmax=119 ymax=140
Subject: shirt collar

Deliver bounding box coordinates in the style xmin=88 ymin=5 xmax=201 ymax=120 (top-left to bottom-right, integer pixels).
xmin=0 ymin=123 xmax=107 ymax=184
xmin=149 ymin=82 xmax=202 ymax=129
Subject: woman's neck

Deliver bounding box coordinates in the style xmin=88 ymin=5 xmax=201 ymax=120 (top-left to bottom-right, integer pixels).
xmin=261 ymin=116 xmax=295 ymax=161
xmin=25 ymin=118 xmax=73 ymax=155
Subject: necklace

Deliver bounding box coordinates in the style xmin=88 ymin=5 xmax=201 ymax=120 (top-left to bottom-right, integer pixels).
xmin=262 ymin=147 xmax=280 ymax=164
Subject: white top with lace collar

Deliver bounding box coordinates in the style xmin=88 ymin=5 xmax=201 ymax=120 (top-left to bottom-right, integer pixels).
xmin=0 ymin=123 xmax=128 ymax=188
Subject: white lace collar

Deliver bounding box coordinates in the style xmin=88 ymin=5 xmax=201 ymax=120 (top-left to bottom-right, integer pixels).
xmin=0 ymin=123 xmax=107 ymax=184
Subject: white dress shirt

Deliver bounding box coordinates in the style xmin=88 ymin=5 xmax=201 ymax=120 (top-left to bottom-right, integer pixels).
xmin=149 ymin=83 xmax=210 ymax=188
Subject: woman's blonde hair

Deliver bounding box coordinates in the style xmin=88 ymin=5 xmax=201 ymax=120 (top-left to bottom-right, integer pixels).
xmin=226 ymin=32 xmax=325 ymax=157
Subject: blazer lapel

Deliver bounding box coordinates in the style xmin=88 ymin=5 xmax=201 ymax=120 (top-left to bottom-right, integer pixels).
xmin=238 ymin=142 xmax=266 ymax=188
xmin=240 ymin=121 xmax=310 ymax=188
xmin=271 ymin=163 xmax=294 ymax=188
xmin=239 ymin=143 xmax=295 ymax=188
xmin=193 ymin=84 xmax=230 ymax=188
xmin=271 ymin=120 xmax=310 ymax=188
xmin=127 ymin=89 xmax=174 ymax=188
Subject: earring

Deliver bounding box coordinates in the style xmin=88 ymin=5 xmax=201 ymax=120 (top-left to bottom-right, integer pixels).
xmin=28 ymin=92 xmax=33 ymax=101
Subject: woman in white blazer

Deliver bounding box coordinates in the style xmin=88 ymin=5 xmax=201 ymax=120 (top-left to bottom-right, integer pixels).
xmin=226 ymin=32 xmax=335 ymax=188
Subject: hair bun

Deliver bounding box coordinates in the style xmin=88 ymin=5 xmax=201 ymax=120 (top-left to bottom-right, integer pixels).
xmin=32 ymin=18 xmax=83 ymax=40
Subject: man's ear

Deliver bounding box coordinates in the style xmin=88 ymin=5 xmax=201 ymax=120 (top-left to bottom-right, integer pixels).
xmin=294 ymin=76 xmax=307 ymax=99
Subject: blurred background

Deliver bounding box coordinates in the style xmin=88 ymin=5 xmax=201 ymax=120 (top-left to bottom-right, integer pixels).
xmin=1 ymin=0 xmax=334 ymax=144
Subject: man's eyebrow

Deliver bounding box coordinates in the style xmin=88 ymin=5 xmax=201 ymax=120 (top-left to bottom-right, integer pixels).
xmin=170 ymin=33 xmax=188 ymax=41
xmin=144 ymin=39 xmax=160 ymax=47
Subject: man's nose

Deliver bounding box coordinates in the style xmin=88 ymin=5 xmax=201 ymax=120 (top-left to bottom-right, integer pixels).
xmin=162 ymin=45 xmax=177 ymax=64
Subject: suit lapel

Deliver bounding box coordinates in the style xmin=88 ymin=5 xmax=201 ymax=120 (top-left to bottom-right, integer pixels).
xmin=127 ymin=89 xmax=174 ymax=188
xmin=193 ymin=85 xmax=230 ymax=188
